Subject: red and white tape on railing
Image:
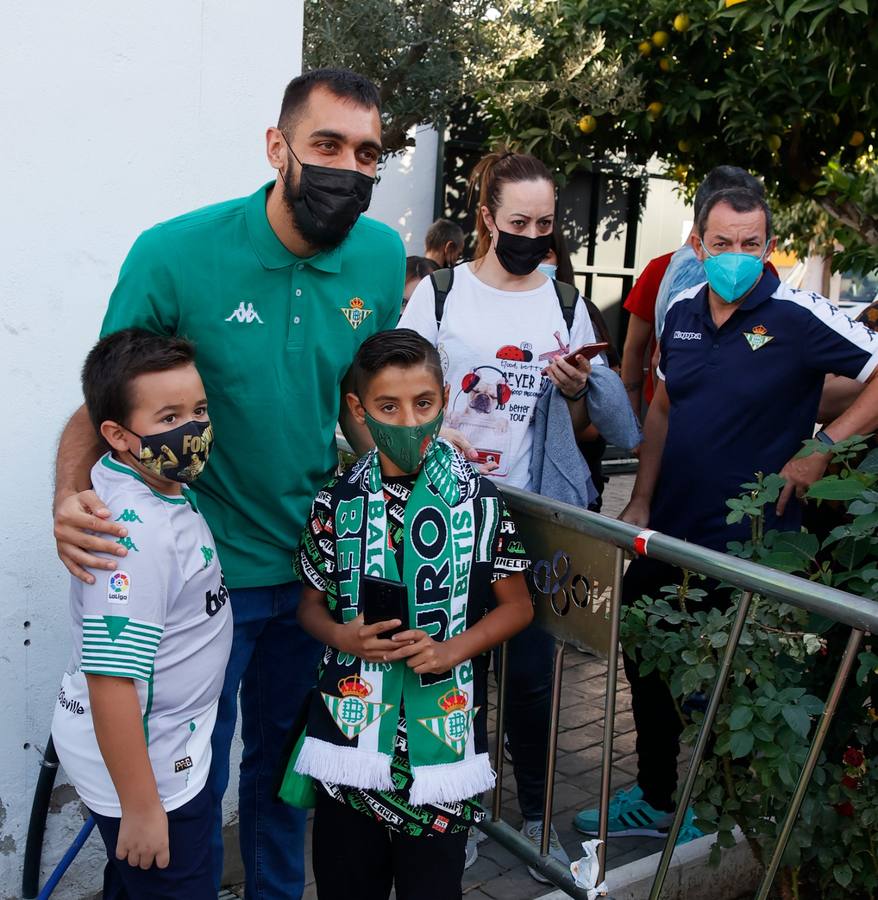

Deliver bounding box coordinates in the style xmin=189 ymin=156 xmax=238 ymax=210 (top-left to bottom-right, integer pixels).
xmin=633 ymin=529 xmax=657 ymax=556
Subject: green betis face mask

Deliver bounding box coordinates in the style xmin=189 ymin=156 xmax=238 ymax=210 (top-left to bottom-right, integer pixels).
xmin=363 ymin=409 xmax=445 ymax=474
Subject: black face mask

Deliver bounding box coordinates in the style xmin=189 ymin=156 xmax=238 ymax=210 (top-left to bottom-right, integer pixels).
xmin=494 ymin=228 xmax=554 ymax=276
xmin=281 ymin=134 xmax=375 ymax=250
xmin=127 ymin=419 xmax=213 ymax=484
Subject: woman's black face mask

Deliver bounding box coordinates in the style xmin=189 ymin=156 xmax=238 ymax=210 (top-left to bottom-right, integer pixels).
xmin=493 ymin=228 xmax=553 ymax=276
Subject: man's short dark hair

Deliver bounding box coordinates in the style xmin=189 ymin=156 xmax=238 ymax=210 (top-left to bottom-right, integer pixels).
xmin=406 ymin=255 xmax=439 ymax=282
xmin=693 ymin=166 xmax=765 ymax=219
xmin=424 ymin=219 xmax=465 ymax=254
xmin=82 ymin=328 xmax=196 ymax=437
xmin=278 ymin=68 xmax=381 ymax=133
xmin=696 ymin=187 xmax=773 ymax=239
xmin=352 ymin=329 xmax=444 ymax=397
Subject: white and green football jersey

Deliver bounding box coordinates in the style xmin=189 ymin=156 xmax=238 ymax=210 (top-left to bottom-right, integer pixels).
xmin=51 ymin=453 xmax=233 ymax=816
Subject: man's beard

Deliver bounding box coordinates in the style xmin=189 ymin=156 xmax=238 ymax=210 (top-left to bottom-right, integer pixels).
xmin=280 ymin=165 xmax=341 ymax=253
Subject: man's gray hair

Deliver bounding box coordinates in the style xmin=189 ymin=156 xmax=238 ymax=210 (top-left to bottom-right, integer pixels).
xmin=695 ymin=187 xmax=773 ymax=239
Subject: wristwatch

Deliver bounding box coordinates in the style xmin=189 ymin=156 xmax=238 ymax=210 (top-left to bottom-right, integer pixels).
xmin=814 ymin=429 xmax=836 ymax=447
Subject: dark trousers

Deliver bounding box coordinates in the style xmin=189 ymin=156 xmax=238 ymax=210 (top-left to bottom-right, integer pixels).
xmin=501 ymin=621 xmax=557 ymax=821
xmin=89 ymin=785 xmax=214 ymax=900
xmin=311 ymin=792 xmax=468 ymax=900
xmin=622 ymin=558 xmax=732 ymax=812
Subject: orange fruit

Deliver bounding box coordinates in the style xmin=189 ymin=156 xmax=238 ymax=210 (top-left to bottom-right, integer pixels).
xmin=652 ymin=30 xmax=670 ymax=48
xmin=673 ymin=13 xmax=691 ymax=32
xmin=578 ymin=115 xmax=598 ymax=134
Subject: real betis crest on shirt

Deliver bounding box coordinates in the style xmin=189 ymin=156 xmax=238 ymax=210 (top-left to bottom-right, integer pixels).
xmin=743 ymin=324 xmax=774 ymax=351
xmin=417 ymin=688 xmax=478 ymax=756
xmin=340 ymin=297 xmax=372 ymax=330
xmin=322 ymin=674 xmax=393 ymax=740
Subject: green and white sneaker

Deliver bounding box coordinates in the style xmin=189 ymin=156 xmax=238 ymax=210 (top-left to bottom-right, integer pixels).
xmin=574 ymin=785 xmax=677 ymax=838
xmin=520 ymin=819 xmax=571 ymax=884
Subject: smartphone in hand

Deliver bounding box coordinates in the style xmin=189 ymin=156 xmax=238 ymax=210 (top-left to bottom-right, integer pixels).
xmin=542 ymin=342 xmax=608 ymax=375
xmin=362 ymin=575 xmax=408 ymax=638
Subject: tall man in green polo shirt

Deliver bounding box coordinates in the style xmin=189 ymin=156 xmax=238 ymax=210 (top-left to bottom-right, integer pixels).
xmin=52 ymin=69 xmax=405 ymax=899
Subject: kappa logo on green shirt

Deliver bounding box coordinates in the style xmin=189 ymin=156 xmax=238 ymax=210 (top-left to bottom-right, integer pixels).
xmin=225 ymin=301 xmax=264 ymax=324
xmin=115 ymin=509 xmax=143 ymax=523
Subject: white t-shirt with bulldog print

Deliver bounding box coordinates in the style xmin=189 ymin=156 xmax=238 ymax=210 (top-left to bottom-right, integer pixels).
xmin=398 ymin=262 xmax=600 ymax=489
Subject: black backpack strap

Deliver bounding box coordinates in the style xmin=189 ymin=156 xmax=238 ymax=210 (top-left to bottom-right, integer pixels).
xmin=430 ymin=267 xmax=455 ymax=329
xmin=552 ymin=278 xmax=579 ymax=332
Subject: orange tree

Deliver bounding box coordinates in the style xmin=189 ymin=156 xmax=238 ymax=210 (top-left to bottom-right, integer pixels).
xmin=483 ymin=0 xmax=878 ymax=272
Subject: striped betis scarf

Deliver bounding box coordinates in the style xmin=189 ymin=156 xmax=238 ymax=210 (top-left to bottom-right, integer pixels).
xmin=295 ymin=439 xmax=496 ymax=806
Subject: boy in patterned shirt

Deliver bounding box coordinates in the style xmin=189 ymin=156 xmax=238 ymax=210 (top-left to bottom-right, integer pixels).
xmin=52 ymin=329 xmax=232 ymax=899
xmin=290 ymin=329 xmax=533 ymax=900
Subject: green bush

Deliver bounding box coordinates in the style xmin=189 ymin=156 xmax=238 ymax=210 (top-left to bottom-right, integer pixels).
xmin=620 ymin=437 xmax=877 ymax=899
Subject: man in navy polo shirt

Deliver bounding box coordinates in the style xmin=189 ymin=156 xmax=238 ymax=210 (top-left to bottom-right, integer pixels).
xmin=574 ymin=186 xmax=878 ymax=841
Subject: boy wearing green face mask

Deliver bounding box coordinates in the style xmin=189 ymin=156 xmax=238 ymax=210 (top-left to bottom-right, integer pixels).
xmin=291 ymin=329 xmax=534 ymax=900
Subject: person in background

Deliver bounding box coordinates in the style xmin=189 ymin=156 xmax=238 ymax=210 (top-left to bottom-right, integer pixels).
xmin=400 ymin=148 xmax=598 ymax=879
xmin=403 ymin=256 xmax=439 ymax=313
xmin=574 ymin=187 xmax=878 ymax=845
xmin=424 ymin=218 xmax=466 ymax=268
xmin=619 ymin=252 xmax=673 ymax=417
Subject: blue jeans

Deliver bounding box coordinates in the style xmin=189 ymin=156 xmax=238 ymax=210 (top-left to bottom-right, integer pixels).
xmin=208 ymin=582 xmax=321 ymax=899
xmin=496 ymin=622 xmax=556 ymax=821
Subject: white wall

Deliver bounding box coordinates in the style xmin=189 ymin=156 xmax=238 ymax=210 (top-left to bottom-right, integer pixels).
xmin=0 ymin=2 xmax=304 ymax=896
xmin=369 ymin=125 xmax=440 ymax=252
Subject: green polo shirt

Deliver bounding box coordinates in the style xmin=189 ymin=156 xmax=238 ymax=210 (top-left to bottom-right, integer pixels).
xmin=100 ymin=182 xmax=404 ymax=588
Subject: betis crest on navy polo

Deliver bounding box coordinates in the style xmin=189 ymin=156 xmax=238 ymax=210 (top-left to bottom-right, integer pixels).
xmin=651 ymin=271 xmax=878 ymax=552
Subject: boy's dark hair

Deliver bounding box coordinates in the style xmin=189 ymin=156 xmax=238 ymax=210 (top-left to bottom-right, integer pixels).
xmin=82 ymin=328 xmax=196 ymax=436
xmin=424 ymin=219 xmax=465 ymax=254
xmin=405 ymin=255 xmax=439 ymax=282
xmin=278 ymin=68 xmax=381 ymax=133
xmin=352 ymin=329 xmax=444 ymax=397
xmin=695 ymin=187 xmax=773 ymax=239
xmin=693 ymin=165 xmax=765 ymax=219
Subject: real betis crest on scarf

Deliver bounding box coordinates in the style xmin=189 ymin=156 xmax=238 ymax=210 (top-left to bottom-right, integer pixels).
xmin=418 ymin=688 xmax=479 ymax=755
xmin=295 ymin=440 xmax=496 ymax=806
xmin=323 ymin=675 xmax=394 ymax=740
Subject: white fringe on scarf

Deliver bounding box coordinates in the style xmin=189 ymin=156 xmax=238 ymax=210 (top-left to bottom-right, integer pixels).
xmin=408 ymin=753 xmax=496 ymax=806
xmin=295 ymin=736 xmax=394 ymax=790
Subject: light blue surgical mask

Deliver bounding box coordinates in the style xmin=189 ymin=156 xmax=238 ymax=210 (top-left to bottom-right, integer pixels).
xmin=537 ymin=263 xmax=557 ymax=280
xmin=700 ymin=241 xmax=767 ymax=304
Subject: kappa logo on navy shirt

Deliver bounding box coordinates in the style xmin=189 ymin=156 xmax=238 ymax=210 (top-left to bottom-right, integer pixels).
xmin=673 ymin=330 xmax=702 ymax=341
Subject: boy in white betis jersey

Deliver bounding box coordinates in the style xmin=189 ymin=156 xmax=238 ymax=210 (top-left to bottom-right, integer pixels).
xmin=51 ymin=328 xmax=232 ymax=899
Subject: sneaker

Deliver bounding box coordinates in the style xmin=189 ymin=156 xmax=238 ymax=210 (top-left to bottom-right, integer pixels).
xmin=656 ymin=806 xmax=705 ymax=846
xmin=464 ymin=827 xmax=487 ymax=870
xmin=520 ymin=819 xmax=571 ymax=884
xmin=573 ymin=784 xmax=672 ymax=838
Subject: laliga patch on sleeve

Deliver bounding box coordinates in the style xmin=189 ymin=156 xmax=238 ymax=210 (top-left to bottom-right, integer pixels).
xmin=107 ymin=571 xmax=131 ymax=605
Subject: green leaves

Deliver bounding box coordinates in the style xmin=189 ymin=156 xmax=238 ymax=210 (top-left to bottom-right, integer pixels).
xmin=807 ymin=476 xmax=869 ymax=501
xmin=728 ymin=705 xmax=754 ymax=730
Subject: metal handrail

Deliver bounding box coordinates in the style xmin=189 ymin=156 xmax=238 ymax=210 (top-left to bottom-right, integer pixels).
xmin=499 ymin=484 xmax=878 ymax=633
